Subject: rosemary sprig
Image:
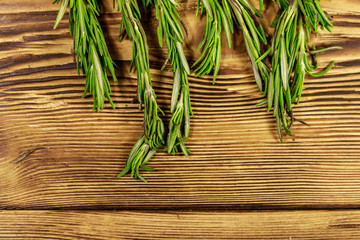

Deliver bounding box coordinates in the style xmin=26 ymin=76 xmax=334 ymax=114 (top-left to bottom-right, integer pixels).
xmin=114 ymin=0 xmax=165 ymax=181
xmin=264 ymin=0 xmax=342 ymax=140
xmin=193 ymin=0 xmax=234 ymax=83
xmin=227 ymin=0 xmax=269 ymax=92
xmin=153 ymin=0 xmax=193 ymax=156
xmin=53 ymin=0 xmax=117 ymax=112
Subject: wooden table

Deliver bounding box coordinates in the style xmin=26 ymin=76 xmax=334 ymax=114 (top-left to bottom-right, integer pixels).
xmin=1 ymin=0 xmax=360 ymax=238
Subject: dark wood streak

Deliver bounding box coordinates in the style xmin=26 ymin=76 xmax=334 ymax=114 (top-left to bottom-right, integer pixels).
xmin=334 ymin=21 xmax=360 ymax=27
xmin=0 ymin=53 xmax=71 ymax=70
xmin=0 ymin=10 xmax=59 ymax=24
xmin=23 ymin=33 xmax=72 ymax=42
xmin=0 ymin=24 xmax=68 ymax=37
xmin=337 ymin=59 xmax=360 ymax=68
xmin=0 ymin=63 xmax=76 ymax=81
xmin=6 ymin=85 xmax=84 ymax=93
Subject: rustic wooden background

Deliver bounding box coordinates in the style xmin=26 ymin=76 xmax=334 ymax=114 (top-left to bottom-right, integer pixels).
xmin=1 ymin=0 xmax=360 ymax=238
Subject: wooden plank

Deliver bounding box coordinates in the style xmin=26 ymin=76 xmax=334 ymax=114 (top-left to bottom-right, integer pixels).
xmin=1 ymin=210 xmax=360 ymax=239
xmin=1 ymin=0 xmax=360 ymax=210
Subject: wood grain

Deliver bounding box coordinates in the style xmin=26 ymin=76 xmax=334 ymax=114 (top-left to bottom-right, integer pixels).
xmin=1 ymin=0 xmax=360 ymax=211
xmin=1 ymin=210 xmax=360 ymax=239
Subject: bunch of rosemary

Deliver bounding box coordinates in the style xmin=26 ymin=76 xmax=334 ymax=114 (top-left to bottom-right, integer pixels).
xmin=226 ymin=0 xmax=269 ymax=91
xmin=260 ymin=0 xmax=341 ymax=140
xmin=193 ymin=0 xmax=233 ymax=83
xmin=52 ymin=0 xmax=340 ymax=181
xmin=115 ymin=0 xmax=192 ymax=180
xmin=152 ymin=0 xmax=192 ymax=156
xmin=113 ymin=0 xmax=166 ymax=181
xmin=53 ymin=0 xmax=118 ymax=112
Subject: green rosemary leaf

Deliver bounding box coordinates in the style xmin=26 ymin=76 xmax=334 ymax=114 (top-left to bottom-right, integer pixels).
xmin=242 ymin=8 xmax=261 ymax=50
xmin=176 ymin=42 xmax=190 ymax=74
xmin=306 ymin=61 xmax=335 ymax=77
xmin=255 ymin=98 xmax=268 ymax=107
xmin=126 ymin=134 xmax=146 ymax=164
xmin=284 ymin=88 xmax=292 ymax=112
xmin=167 ymin=123 xmax=181 ymax=154
xmin=184 ymin=86 xmax=191 ymax=138
xmin=309 ymin=46 xmax=343 ymax=54
xmin=273 ymin=67 xmax=280 ymax=117
xmin=257 ymin=23 xmax=267 ymax=45
xmin=276 ymin=113 xmax=283 ymax=142
xmin=217 ymin=1 xmax=232 ymax=48
xmin=116 ymin=165 xmax=131 ymax=178
xmin=255 ymin=47 xmax=271 ymax=64
xmin=140 ymin=165 xmax=155 ymax=171
xmin=143 ymin=149 xmax=157 ymax=164
xmin=280 ymin=35 xmax=288 ymax=90
xmin=171 ymin=69 xmax=181 ymax=112
xmin=213 ymin=43 xmax=221 ymax=84
xmin=259 ymin=0 xmax=263 ymax=11
xmin=156 ymin=13 xmax=163 ymax=47
xmin=221 ymin=0 xmax=233 ymax=31
xmin=238 ymin=0 xmax=261 ymax=17
xmin=202 ymin=0 xmax=214 ymax=20
xmin=54 ymin=0 xmax=69 ymax=29
xmin=267 ymin=70 xmax=274 ymax=111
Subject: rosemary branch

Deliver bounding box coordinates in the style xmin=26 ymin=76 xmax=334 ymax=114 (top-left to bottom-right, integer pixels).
xmin=153 ymin=0 xmax=193 ymax=156
xmin=265 ymin=0 xmax=342 ymax=140
xmin=193 ymin=0 xmax=234 ymax=83
xmin=227 ymin=0 xmax=269 ymax=92
xmin=53 ymin=0 xmax=117 ymax=112
xmin=114 ymin=0 xmax=166 ymax=181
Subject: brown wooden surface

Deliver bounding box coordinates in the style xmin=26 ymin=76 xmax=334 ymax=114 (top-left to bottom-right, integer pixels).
xmin=1 ymin=210 xmax=360 ymax=239
xmin=1 ymin=0 xmax=360 ymax=238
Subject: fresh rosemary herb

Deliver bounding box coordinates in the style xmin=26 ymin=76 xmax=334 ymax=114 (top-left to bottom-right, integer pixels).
xmin=113 ymin=0 xmax=166 ymax=181
xmin=262 ymin=0 xmax=342 ymax=140
xmin=53 ymin=0 xmax=117 ymax=112
xmin=153 ymin=0 xmax=193 ymax=156
xmin=227 ymin=0 xmax=269 ymax=92
xmin=193 ymin=0 xmax=234 ymax=83
xmin=51 ymin=0 xmax=342 ymax=182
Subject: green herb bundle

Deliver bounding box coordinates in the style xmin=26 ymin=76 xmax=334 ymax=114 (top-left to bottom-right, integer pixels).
xmin=52 ymin=0 xmax=341 ymax=181
xmin=263 ymin=0 xmax=341 ymax=140
xmin=113 ymin=0 xmax=166 ymax=181
xmin=226 ymin=0 xmax=269 ymax=91
xmin=152 ymin=0 xmax=192 ymax=156
xmin=53 ymin=0 xmax=118 ymax=112
xmin=193 ymin=0 xmax=233 ymax=83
